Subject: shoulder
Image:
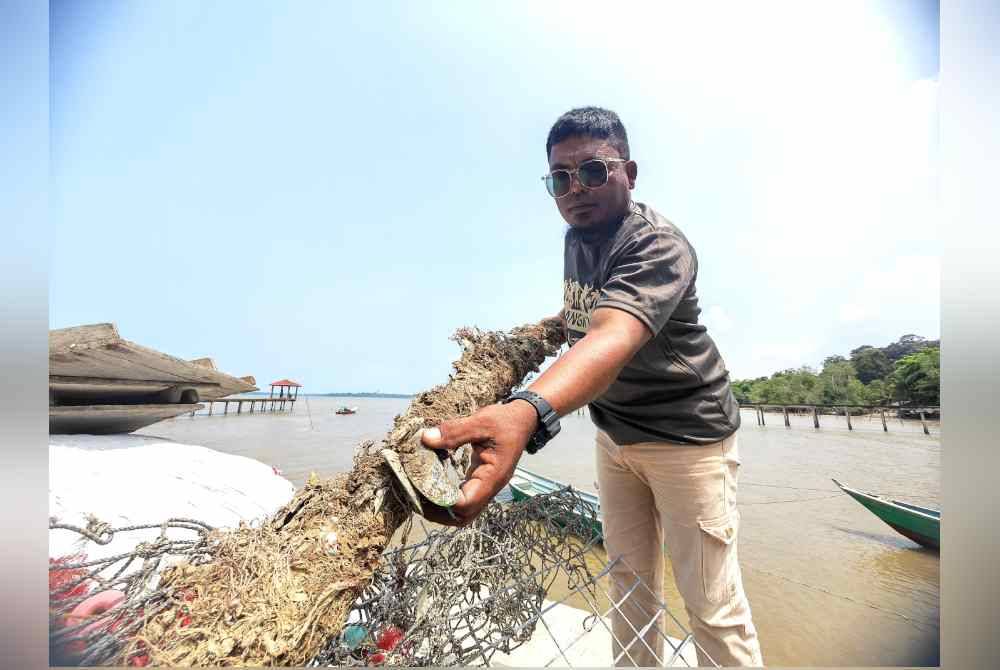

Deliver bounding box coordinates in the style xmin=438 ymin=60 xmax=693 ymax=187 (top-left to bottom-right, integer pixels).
xmin=614 ymin=202 xmax=694 ymax=258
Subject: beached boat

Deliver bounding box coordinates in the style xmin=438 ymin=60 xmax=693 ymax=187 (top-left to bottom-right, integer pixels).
xmin=335 ymin=407 xmax=358 ymax=415
xmin=509 ymin=467 xmax=603 ymax=541
xmin=49 ymin=323 xmax=257 ymax=434
xmin=832 ymin=478 xmax=940 ymax=549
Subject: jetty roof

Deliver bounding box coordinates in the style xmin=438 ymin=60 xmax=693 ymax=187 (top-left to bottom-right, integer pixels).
xmin=269 ymin=379 xmax=302 ymax=388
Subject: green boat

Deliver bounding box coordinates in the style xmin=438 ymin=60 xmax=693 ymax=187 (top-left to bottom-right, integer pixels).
xmin=508 ymin=467 xmax=603 ymax=542
xmin=832 ymin=478 xmax=940 ymax=550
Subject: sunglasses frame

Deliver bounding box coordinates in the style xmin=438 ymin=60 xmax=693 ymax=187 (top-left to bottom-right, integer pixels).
xmin=541 ymin=157 xmax=628 ymax=198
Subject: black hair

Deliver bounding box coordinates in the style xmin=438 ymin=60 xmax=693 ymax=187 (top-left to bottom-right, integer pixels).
xmin=546 ymin=106 xmax=630 ymax=160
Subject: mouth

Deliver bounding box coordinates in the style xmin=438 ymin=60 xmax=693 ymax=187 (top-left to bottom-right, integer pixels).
xmin=567 ymin=203 xmax=597 ymax=213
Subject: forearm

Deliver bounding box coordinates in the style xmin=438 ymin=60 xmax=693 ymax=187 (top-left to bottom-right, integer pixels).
xmin=526 ymin=309 xmax=650 ymax=416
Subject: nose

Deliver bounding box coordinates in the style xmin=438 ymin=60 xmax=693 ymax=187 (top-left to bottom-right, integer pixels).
xmin=568 ymin=172 xmax=586 ymax=195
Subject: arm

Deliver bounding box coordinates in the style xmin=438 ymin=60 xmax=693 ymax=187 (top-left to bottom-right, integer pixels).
xmin=420 ymin=307 xmax=651 ymax=525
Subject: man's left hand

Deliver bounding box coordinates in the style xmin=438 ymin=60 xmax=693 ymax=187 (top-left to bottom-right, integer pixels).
xmin=419 ymin=400 xmax=538 ymax=526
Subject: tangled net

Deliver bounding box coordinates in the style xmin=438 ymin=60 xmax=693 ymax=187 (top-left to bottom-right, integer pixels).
xmin=310 ymin=489 xmax=602 ymax=667
xmin=50 ymin=488 xmax=605 ymax=667
xmin=49 ymin=320 xmax=569 ymax=666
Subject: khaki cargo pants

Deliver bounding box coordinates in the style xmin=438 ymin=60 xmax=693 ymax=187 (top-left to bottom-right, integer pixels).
xmin=596 ymin=429 xmax=763 ymax=667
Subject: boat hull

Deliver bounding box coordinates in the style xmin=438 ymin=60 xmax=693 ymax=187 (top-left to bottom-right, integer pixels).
xmin=833 ymin=479 xmax=940 ymax=549
xmin=49 ymin=403 xmax=204 ymax=435
xmin=509 ymin=468 xmax=603 ymax=542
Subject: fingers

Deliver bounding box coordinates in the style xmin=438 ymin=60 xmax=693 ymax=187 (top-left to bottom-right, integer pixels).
xmin=69 ymin=590 xmax=125 ymax=620
xmin=453 ymin=477 xmax=489 ymax=517
xmin=420 ymin=416 xmax=492 ymax=452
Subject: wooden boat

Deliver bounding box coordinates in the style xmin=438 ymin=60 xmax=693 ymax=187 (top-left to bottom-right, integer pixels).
xmin=50 ymin=324 xmax=257 ymax=404
xmin=832 ymin=478 xmax=940 ymax=549
xmin=335 ymin=407 xmax=358 ymax=415
xmin=49 ymin=323 xmax=257 ymax=434
xmin=508 ymin=467 xmax=603 ymax=541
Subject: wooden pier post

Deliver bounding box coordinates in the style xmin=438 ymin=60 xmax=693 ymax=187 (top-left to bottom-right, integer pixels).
xmin=760 ymin=407 xmax=766 ymax=426
xmin=813 ymin=406 xmax=820 ymax=428
xmin=208 ymin=401 xmax=213 ymax=416
xmin=845 ymin=407 xmax=852 ymax=430
xmin=880 ymin=408 xmax=887 ymax=432
xmin=783 ymin=406 xmax=790 ymax=428
xmin=224 ymin=401 xmax=229 ymax=415
xmin=237 ymin=401 xmax=243 ymax=414
xmin=919 ymin=411 xmax=929 ymax=435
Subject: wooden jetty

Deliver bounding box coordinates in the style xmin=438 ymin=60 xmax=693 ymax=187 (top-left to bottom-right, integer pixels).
xmin=194 ymin=379 xmax=302 ymax=416
xmin=49 ymin=323 xmax=257 ymax=434
xmin=740 ymin=403 xmax=939 ymax=434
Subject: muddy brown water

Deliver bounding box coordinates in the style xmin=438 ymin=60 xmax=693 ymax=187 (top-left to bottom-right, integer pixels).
xmin=139 ymin=397 xmax=940 ymax=666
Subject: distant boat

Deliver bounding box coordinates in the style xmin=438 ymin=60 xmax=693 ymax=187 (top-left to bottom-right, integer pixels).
xmin=509 ymin=467 xmax=603 ymax=542
xmin=335 ymin=407 xmax=358 ymax=415
xmin=832 ymin=478 xmax=940 ymax=549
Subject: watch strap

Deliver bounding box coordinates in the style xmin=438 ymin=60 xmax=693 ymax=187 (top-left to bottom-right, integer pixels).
xmin=503 ymin=390 xmax=561 ymax=454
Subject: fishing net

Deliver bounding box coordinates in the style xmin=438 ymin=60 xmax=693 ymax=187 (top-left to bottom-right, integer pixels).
xmin=48 ymin=319 xmax=713 ymax=667
xmin=49 ymin=320 xmax=563 ymax=666
xmin=50 ymin=489 xmax=711 ymax=667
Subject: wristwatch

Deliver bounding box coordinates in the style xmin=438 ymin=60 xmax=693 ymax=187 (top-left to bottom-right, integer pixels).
xmin=503 ymin=390 xmax=561 ymax=454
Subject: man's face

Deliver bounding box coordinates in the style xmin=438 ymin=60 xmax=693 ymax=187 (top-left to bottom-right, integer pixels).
xmin=547 ymin=135 xmax=637 ymax=230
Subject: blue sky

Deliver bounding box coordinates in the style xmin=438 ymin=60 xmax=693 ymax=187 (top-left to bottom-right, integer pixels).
xmin=50 ymin=1 xmax=940 ymax=393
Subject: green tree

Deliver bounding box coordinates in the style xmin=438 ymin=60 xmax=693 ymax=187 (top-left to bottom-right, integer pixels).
xmin=817 ymin=359 xmax=862 ymax=405
xmin=850 ymin=346 xmax=893 ymax=384
xmin=862 ymin=378 xmax=894 ymax=405
xmin=884 ymin=334 xmax=935 ymax=362
xmin=893 ymin=347 xmax=940 ymax=404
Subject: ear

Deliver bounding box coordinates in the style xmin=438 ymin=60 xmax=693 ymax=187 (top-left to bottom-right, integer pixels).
xmin=625 ymin=161 xmax=638 ymax=189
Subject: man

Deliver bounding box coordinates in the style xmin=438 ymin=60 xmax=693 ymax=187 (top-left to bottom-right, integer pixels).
xmin=421 ymin=107 xmax=762 ymax=667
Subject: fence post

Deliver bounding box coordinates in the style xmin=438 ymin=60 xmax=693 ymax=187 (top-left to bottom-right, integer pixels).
xmin=813 ymin=406 xmax=820 ymax=428
xmin=760 ymin=406 xmax=766 ymax=426
xmin=880 ymin=408 xmax=887 ymax=432
xmin=845 ymin=407 xmax=852 ymax=430
xmin=783 ymin=406 xmax=790 ymax=428
xmin=919 ymin=410 xmax=929 ymax=435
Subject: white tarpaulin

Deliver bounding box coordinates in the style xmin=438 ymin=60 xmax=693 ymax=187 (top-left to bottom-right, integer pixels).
xmin=49 ymin=434 xmax=296 ymax=564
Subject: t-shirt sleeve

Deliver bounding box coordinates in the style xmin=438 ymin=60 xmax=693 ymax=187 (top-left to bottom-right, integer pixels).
xmin=595 ymin=227 xmax=694 ymax=335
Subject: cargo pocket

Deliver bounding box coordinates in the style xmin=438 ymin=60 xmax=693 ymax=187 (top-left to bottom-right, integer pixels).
xmin=698 ymin=511 xmax=738 ymax=606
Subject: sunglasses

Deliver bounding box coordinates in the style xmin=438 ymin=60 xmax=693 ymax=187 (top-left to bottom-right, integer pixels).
xmin=542 ymin=158 xmax=628 ymax=198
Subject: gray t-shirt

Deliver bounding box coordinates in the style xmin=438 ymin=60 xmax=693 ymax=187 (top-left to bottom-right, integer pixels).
xmin=563 ymin=201 xmax=740 ymax=446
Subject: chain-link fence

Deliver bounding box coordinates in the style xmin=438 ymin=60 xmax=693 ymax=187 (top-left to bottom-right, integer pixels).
xmin=50 ymin=488 xmax=712 ymax=667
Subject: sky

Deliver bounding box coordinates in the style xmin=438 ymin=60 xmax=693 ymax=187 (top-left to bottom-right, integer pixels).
xmin=49 ymin=1 xmax=940 ymax=393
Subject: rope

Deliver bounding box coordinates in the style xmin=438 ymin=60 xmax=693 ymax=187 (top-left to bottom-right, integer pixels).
xmin=741 ymin=481 xmax=839 ymax=493
xmin=740 ymin=494 xmax=843 ymax=505
xmin=740 ymin=563 xmax=939 ymax=635
xmin=304 ymin=394 xmax=315 ymax=430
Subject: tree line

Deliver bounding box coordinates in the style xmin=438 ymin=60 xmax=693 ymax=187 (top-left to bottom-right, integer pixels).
xmin=731 ymin=334 xmax=940 ymax=407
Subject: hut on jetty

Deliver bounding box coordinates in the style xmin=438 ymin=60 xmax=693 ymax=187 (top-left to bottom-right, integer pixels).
xmin=269 ymin=378 xmax=302 ymax=400
xmin=49 ymin=323 xmax=256 ymax=434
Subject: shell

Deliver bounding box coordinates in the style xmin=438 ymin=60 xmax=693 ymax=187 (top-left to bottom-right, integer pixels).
xmin=400 ymin=439 xmax=462 ymax=508
xmin=380 ymin=449 xmax=423 ymax=514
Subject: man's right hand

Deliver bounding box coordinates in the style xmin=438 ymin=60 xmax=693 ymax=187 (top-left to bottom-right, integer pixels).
xmin=418 ymin=399 xmax=539 ymax=527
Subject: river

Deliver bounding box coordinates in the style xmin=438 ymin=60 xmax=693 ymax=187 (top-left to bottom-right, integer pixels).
xmin=138 ymin=397 xmax=940 ymax=666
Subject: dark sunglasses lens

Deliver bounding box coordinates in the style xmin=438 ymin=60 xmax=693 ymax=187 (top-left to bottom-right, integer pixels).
xmin=546 ymin=171 xmax=571 ymax=197
xmin=579 ymin=161 xmax=609 ymax=188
